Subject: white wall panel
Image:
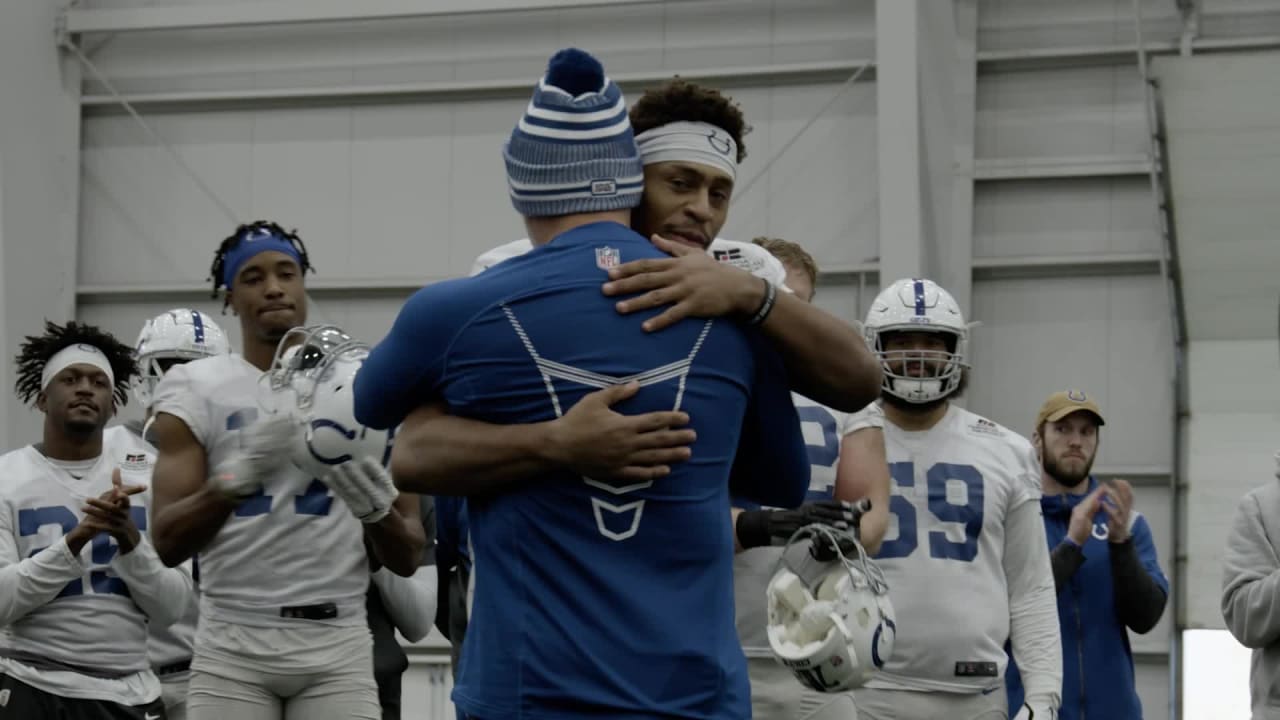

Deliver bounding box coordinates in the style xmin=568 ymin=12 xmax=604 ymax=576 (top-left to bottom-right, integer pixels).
xmin=401 ymin=656 xmax=456 ymax=720
xmin=1130 ymin=484 xmax=1176 ymax=655
xmin=973 ymin=177 xmax=1157 ymax=258
xmin=978 ymin=0 xmax=1179 ymax=52
xmin=810 ymin=280 xmax=877 ymax=329
xmin=976 ymin=64 xmax=1147 ymax=160
xmin=1155 ymin=53 xmax=1280 ymax=342
xmin=725 ymin=82 xmax=878 ymax=268
xmin=967 ymin=275 xmax=1173 ymax=468
xmin=350 ymin=104 xmax=457 ymax=278
xmin=80 ymin=77 xmax=874 ymax=288
xmin=1184 ymin=339 xmax=1280 ymax=630
xmin=81 ymin=112 xmax=255 ymax=287
xmin=1137 ymin=658 xmax=1172 ymax=720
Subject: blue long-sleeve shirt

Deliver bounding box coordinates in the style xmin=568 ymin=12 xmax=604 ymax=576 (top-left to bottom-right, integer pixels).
xmin=354 ymin=221 xmax=809 ymax=720
xmin=1006 ymin=476 xmax=1168 ymax=720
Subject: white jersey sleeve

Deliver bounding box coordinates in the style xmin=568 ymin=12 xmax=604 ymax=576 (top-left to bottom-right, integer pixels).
xmin=1003 ymin=496 xmax=1061 ymax=713
xmin=707 ymin=238 xmax=790 ymax=290
xmin=147 ymin=565 xmax=198 ymax=669
xmin=371 ymin=566 xmax=437 ymax=643
xmin=153 ymin=360 xmax=214 ymax=448
xmin=841 ymin=401 xmax=885 ymax=435
xmin=470 ymin=238 xmax=533 ymax=276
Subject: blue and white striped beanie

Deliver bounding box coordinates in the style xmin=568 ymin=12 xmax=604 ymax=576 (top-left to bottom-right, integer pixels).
xmin=503 ymin=48 xmax=643 ymax=217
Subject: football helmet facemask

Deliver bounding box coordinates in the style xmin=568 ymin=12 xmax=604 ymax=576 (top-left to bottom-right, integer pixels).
xmin=863 ymin=278 xmax=969 ymax=404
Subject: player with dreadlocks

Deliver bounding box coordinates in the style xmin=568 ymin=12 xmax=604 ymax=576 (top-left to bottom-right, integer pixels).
xmin=147 ymin=221 xmax=425 ymax=720
xmin=0 ymin=320 xmax=194 ymax=719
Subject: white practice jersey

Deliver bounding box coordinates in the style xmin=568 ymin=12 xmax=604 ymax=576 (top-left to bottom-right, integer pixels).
xmin=146 ymin=564 xmax=197 ymax=669
xmin=734 ymin=393 xmax=860 ymax=657
xmin=0 ymin=427 xmax=163 ymax=674
xmin=471 ymin=237 xmax=790 ymax=289
xmin=120 ymin=420 xmax=200 ymax=671
xmin=853 ymin=402 xmax=1042 ymax=694
xmin=153 ymin=354 xmax=368 ymax=629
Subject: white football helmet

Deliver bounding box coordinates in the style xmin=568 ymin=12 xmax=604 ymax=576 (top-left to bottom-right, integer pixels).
xmin=131 ymin=308 xmax=231 ymax=407
xmin=766 ymin=524 xmax=896 ymax=693
xmin=863 ymin=278 xmax=969 ymax=404
xmin=264 ymin=325 xmax=393 ymax=478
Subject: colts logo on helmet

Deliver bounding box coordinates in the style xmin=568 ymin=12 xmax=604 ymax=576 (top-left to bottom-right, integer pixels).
xmin=307 ymin=419 xmax=359 ymax=466
xmin=871 ymin=616 xmax=897 ymax=668
xmin=307 ymin=419 xmax=396 ymax=467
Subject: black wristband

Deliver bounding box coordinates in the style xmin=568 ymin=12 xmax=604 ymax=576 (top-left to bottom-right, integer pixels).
xmin=747 ymin=278 xmax=777 ymax=326
xmin=735 ymin=510 xmax=773 ymax=549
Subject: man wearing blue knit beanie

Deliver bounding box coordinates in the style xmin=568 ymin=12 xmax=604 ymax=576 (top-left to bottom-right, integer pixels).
xmin=354 ymin=48 xmax=811 ymax=719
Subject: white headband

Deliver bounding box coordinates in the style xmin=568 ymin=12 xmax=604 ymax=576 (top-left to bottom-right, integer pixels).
xmin=42 ymin=344 xmax=114 ymax=390
xmin=635 ymin=121 xmax=737 ymax=181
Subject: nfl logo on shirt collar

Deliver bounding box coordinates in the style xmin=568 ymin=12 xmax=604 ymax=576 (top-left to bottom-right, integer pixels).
xmin=595 ymin=246 xmax=620 ymax=270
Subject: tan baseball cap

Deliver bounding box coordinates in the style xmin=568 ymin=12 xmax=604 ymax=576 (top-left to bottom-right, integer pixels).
xmin=1036 ymin=390 xmax=1106 ymax=428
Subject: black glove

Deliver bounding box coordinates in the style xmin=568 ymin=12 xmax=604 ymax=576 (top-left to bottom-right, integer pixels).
xmin=810 ymin=499 xmax=873 ymax=561
xmin=735 ymin=500 xmax=864 ymax=550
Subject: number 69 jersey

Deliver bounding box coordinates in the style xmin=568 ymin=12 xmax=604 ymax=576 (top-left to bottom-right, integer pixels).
xmin=855 ymin=402 xmax=1042 ymax=694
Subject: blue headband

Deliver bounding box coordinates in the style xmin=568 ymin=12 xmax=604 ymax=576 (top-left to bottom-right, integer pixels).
xmin=222 ymin=230 xmax=303 ymax=289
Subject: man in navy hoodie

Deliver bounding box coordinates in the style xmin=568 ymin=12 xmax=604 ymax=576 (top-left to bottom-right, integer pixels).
xmin=1007 ymin=390 xmax=1168 ymax=720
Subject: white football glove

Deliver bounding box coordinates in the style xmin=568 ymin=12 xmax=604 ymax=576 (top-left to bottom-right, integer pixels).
xmin=208 ymin=412 xmax=300 ymax=502
xmin=322 ymin=456 xmax=397 ymax=524
xmin=1013 ymin=704 xmax=1056 ymax=720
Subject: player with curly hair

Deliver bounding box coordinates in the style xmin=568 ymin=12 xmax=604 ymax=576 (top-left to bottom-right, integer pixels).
xmin=0 ymin=320 xmax=195 ymax=719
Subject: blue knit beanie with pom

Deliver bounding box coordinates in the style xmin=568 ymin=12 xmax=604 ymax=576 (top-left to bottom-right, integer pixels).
xmin=502 ymin=48 xmax=644 ymax=217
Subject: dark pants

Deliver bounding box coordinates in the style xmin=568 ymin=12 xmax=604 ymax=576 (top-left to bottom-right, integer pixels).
xmin=0 ymin=672 xmax=167 ymax=720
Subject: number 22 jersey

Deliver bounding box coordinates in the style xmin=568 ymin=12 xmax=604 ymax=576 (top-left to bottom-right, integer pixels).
xmin=854 ymin=402 xmax=1042 ymax=693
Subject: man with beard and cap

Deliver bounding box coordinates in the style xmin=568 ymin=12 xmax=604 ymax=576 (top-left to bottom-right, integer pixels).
xmin=146 ymin=221 xmax=425 ymax=720
xmin=1007 ymin=390 xmax=1168 ymax=720
xmin=355 ymin=47 xmax=810 ymax=720
xmin=0 ymin=320 xmax=194 ymax=719
xmin=848 ymin=278 xmax=1061 ymax=720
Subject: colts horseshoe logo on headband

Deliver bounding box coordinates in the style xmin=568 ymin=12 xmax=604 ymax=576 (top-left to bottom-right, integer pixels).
xmin=706 ymin=129 xmax=733 ymax=156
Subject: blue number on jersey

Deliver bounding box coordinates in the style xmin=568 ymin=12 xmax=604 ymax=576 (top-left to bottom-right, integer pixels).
xmin=927 ymin=463 xmax=984 ymax=562
xmin=877 ymin=461 xmax=984 ymax=562
xmin=18 ymin=505 xmax=148 ymax=598
xmin=797 ymin=405 xmax=839 ymax=500
xmin=234 ymin=482 xmax=333 ymax=518
xmin=878 ymin=462 xmax=918 ymax=559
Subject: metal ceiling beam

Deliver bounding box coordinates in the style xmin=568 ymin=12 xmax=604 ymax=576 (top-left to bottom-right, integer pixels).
xmin=974 ymin=155 xmax=1153 ymax=181
xmin=62 ymin=0 xmax=689 ymax=35
xmin=79 ymin=59 xmax=871 ymax=114
xmin=75 ymin=34 xmax=1280 ymax=114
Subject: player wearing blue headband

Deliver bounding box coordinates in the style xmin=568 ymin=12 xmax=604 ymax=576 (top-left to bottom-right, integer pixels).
xmin=147 ymin=221 xmax=425 ymax=720
xmin=208 ymin=220 xmax=313 ymax=352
